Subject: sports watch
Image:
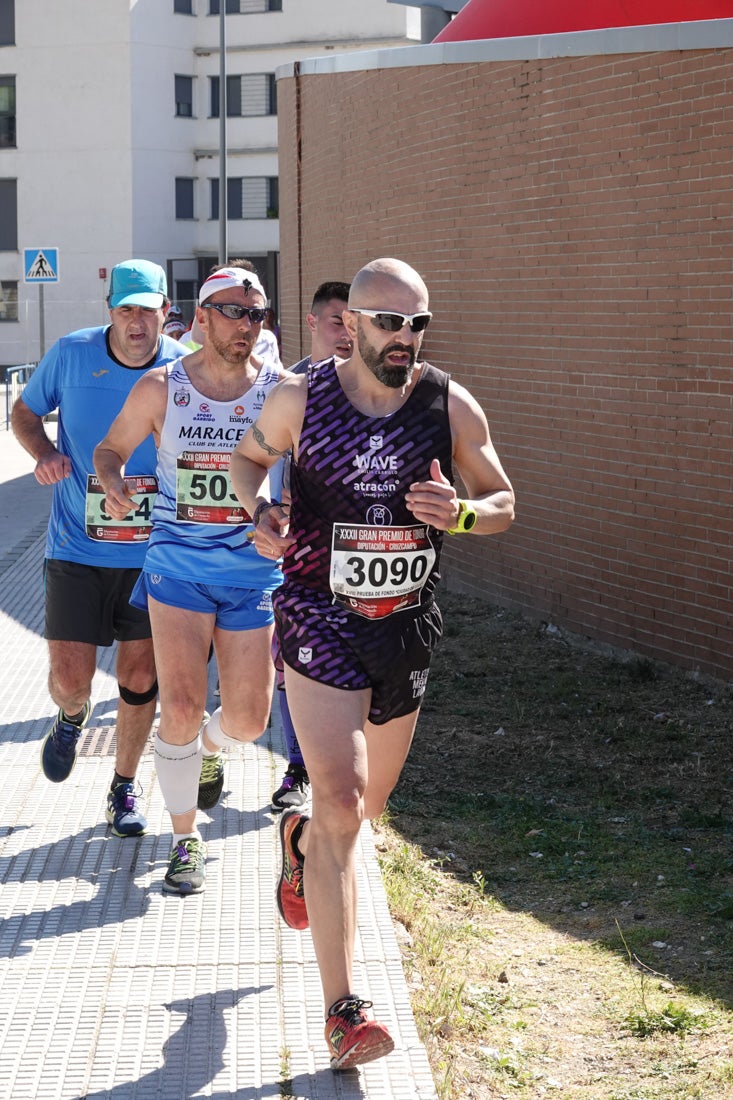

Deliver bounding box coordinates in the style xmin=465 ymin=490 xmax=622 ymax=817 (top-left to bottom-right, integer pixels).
xmin=447 ymin=499 xmax=477 ymax=535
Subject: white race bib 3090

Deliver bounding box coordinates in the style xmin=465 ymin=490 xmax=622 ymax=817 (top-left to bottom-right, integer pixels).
xmin=329 ymin=523 xmax=435 ymax=619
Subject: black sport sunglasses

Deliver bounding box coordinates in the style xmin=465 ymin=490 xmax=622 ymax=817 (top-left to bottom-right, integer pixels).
xmin=202 ymin=303 xmax=267 ymax=323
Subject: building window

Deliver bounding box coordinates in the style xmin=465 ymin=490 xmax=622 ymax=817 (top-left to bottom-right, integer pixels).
xmin=210 ymin=73 xmax=276 ymax=118
xmin=0 ymin=279 xmax=17 ymax=321
xmin=265 ymin=176 xmax=278 ymax=219
xmin=175 ymin=280 xmax=196 ymax=311
xmin=210 ymin=176 xmax=278 ymax=220
xmin=175 ymin=177 xmax=195 ymax=219
xmin=174 ymin=0 xmax=193 ymax=12
xmin=175 ymin=75 xmax=194 ymax=118
xmin=0 ymin=75 xmax=15 ymax=147
xmin=0 ymin=0 xmax=15 ymax=46
xmin=210 ymin=1 xmax=282 ymax=14
xmin=0 ymin=178 xmax=17 ymax=249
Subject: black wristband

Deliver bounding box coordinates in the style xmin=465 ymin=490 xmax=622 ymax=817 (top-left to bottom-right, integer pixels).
xmin=252 ymin=499 xmax=282 ymax=527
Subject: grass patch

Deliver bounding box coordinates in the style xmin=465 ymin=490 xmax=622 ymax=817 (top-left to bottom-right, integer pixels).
xmin=380 ymin=589 xmax=733 ymax=1098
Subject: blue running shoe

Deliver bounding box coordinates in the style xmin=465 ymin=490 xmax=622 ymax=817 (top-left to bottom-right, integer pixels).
xmin=40 ymin=702 xmax=91 ymax=783
xmin=106 ymin=782 xmax=148 ymax=837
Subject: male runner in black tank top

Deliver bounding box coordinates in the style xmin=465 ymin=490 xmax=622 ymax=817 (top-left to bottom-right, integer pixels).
xmin=230 ymin=257 xmax=515 ymax=1071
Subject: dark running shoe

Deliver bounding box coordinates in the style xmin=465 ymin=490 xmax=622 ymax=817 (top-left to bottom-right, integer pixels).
xmin=271 ymin=763 xmax=310 ymax=812
xmin=277 ymin=809 xmax=308 ymax=930
xmin=198 ymin=751 xmax=225 ymax=810
xmin=106 ymin=782 xmax=148 ymax=837
xmin=325 ymin=996 xmax=394 ymax=1070
xmin=40 ymin=701 xmax=91 ymax=783
xmin=163 ymin=837 xmax=207 ymax=895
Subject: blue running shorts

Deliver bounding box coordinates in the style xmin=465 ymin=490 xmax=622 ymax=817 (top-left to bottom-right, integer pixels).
xmin=131 ymin=570 xmax=276 ymax=631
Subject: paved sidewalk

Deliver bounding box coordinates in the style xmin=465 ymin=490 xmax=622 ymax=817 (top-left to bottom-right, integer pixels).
xmin=0 ymin=426 xmax=437 ymax=1100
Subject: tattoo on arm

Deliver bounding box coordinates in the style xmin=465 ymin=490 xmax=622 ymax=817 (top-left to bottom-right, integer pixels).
xmin=252 ymin=423 xmax=288 ymax=457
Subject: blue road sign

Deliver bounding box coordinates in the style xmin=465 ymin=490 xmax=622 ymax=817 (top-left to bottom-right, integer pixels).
xmin=24 ymin=248 xmax=59 ymax=283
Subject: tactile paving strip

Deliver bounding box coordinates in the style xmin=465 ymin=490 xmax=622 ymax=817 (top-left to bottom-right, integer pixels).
xmin=0 ymin=529 xmax=438 ymax=1099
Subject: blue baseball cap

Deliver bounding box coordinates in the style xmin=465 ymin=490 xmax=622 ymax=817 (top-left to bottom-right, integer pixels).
xmin=108 ymin=259 xmax=167 ymax=309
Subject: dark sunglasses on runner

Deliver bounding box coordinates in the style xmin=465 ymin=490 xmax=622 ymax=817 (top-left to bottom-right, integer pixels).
xmin=349 ymin=308 xmax=432 ymax=333
xmin=202 ymin=303 xmax=267 ymax=322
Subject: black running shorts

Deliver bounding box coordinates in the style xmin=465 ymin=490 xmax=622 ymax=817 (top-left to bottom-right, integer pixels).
xmin=44 ymin=559 xmax=152 ymax=645
xmin=274 ymin=582 xmax=443 ymax=726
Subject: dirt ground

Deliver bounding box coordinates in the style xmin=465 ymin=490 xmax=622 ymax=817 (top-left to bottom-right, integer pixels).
xmin=380 ymin=589 xmax=733 ymax=1099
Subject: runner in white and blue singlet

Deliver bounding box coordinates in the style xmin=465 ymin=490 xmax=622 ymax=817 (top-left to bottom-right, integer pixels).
xmin=137 ymin=355 xmax=283 ymax=590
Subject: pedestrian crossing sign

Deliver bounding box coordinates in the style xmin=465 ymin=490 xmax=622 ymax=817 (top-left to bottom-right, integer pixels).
xmin=24 ymin=248 xmax=59 ymax=283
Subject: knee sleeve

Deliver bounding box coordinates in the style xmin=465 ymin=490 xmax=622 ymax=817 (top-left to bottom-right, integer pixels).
xmin=203 ymin=707 xmax=247 ymax=751
xmin=119 ymin=680 xmax=158 ymax=706
xmin=153 ymin=732 xmax=201 ymax=815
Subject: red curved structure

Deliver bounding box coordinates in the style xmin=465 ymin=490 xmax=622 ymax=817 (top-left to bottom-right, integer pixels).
xmin=433 ymin=0 xmax=733 ymax=42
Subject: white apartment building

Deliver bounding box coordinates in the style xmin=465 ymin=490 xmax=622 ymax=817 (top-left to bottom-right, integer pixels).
xmin=0 ymin=0 xmax=420 ymax=367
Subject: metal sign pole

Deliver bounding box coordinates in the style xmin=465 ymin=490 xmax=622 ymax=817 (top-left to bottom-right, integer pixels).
xmin=39 ymin=283 xmax=45 ymax=359
xmin=218 ymin=6 xmax=227 ymax=265
xmin=23 ymin=247 xmax=58 ymax=359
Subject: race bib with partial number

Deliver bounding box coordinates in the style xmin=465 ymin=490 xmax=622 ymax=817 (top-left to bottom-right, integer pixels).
xmin=329 ymin=523 xmax=436 ymax=619
xmin=85 ymin=474 xmax=157 ymax=542
xmin=175 ymin=450 xmax=250 ymax=525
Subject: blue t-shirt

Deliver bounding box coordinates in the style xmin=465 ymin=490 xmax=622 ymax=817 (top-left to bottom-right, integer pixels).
xmin=21 ymin=325 xmax=186 ymax=567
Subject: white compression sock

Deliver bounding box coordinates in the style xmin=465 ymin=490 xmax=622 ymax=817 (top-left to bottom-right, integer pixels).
xmin=202 ymin=707 xmax=247 ymax=751
xmin=172 ymin=830 xmax=201 ymax=846
xmin=154 ymin=732 xmax=202 ymax=816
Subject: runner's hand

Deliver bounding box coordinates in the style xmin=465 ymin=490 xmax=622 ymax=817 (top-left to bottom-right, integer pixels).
xmin=102 ymin=478 xmax=139 ymax=520
xmin=405 ymin=458 xmax=461 ymax=530
xmin=252 ymin=505 xmax=295 ymax=560
xmin=34 ymin=451 xmax=71 ymax=486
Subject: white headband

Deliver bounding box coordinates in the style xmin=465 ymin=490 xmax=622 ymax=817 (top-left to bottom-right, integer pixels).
xmin=198 ymin=267 xmax=268 ymax=305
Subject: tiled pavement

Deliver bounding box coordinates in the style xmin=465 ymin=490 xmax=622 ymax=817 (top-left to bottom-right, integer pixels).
xmin=0 ymin=427 xmax=437 ymax=1100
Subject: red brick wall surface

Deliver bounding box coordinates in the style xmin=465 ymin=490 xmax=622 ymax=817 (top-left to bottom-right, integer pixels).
xmin=277 ymin=49 xmax=733 ymax=680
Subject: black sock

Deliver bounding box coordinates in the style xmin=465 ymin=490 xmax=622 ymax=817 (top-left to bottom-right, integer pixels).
xmin=111 ymin=772 xmax=134 ymax=790
xmin=62 ymin=707 xmax=87 ymax=726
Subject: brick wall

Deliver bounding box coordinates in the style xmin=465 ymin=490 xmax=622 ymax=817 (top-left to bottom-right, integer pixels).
xmin=277 ymin=48 xmax=733 ymax=680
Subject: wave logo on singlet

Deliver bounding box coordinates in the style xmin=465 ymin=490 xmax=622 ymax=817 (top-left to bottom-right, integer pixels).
xmin=352 ymin=435 xmax=399 ymax=496
xmin=174 ymin=388 xmax=190 ymax=407
xmin=353 ymin=435 xmax=398 ymax=474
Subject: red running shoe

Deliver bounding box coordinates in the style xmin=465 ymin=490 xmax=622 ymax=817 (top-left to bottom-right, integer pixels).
xmin=277 ymin=809 xmax=309 ymax=929
xmin=325 ymin=996 xmax=394 ymax=1070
